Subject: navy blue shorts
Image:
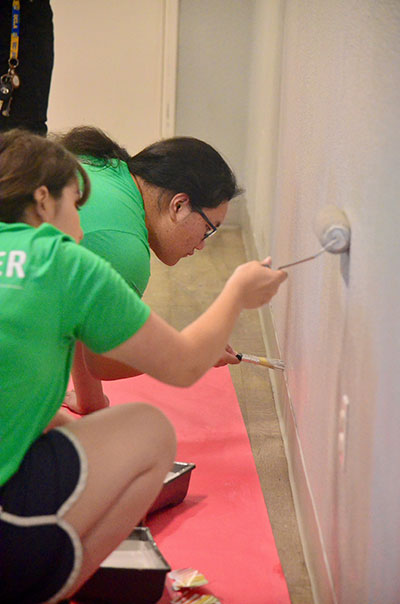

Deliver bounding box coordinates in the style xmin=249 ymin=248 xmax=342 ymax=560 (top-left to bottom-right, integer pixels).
xmin=0 ymin=427 xmax=88 ymax=603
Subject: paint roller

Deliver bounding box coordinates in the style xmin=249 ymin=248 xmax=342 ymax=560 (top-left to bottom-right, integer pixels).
xmin=238 ymin=206 xmax=351 ymax=371
xmin=276 ymin=205 xmax=351 ymax=270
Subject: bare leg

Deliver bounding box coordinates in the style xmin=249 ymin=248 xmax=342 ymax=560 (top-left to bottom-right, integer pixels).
xmin=60 ymin=403 xmax=176 ymax=596
xmin=44 ymin=408 xmax=76 ymax=432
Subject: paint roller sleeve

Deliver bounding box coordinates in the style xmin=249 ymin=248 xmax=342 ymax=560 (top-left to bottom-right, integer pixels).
xmin=276 ymin=205 xmax=351 ymax=270
xmin=313 ymin=205 xmax=351 ymax=254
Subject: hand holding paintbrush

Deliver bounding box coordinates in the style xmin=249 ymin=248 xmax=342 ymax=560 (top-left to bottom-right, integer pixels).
xmin=236 ymin=352 xmax=285 ymax=371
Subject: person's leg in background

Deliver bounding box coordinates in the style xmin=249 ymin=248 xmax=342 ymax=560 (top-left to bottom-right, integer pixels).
xmin=0 ymin=0 xmax=54 ymax=135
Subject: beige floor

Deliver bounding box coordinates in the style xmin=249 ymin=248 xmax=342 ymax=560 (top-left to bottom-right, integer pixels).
xmin=143 ymin=226 xmax=314 ymax=604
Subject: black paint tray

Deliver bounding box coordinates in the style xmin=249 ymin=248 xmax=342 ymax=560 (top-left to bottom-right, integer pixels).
xmin=73 ymin=526 xmax=170 ymax=604
xmin=148 ymin=461 xmax=196 ymax=515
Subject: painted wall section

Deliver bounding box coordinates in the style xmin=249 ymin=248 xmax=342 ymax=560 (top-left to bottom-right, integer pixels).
xmin=243 ymin=1 xmax=400 ymax=603
xmin=48 ymin=0 xmax=164 ymax=153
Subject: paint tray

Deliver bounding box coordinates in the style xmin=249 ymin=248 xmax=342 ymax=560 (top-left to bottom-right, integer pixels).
xmin=148 ymin=461 xmax=196 ymax=515
xmin=73 ymin=527 xmax=170 ymax=604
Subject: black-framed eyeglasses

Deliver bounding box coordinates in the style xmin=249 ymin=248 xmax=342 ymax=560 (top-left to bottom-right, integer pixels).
xmin=194 ymin=207 xmax=218 ymax=239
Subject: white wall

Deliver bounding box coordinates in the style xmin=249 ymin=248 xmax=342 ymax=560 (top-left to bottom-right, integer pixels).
xmin=48 ymin=0 xmax=165 ymax=153
xmin=243 ymin=0 xmax=284 ymax=257
xmin=243 ymin=1 xmax=400 ymax=603
xmin=175 ymin=0 xmax=253 ymax=224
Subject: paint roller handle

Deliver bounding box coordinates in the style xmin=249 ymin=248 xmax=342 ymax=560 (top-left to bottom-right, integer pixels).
xmin=266 ymin=206 xmax=351 ymax=271
xmin=276 ymin=246 xmax=327 ymax=270
xmin=265 ymin=241 xmax=337 ymax=271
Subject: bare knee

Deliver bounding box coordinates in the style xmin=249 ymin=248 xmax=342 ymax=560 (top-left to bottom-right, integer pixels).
xmin=131 ymin=402 xmax=176 ymax=461
xmin=64 ymin=401 xmax=176 ymax=474
xmin=108 ymin=402 xmax=176 ymax=471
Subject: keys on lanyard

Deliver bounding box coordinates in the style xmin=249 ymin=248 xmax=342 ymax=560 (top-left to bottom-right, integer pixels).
xmin=1 ymin=0 xmax=21 ymax=117
xmin=0 ymin=60 xmax=20 ymax=117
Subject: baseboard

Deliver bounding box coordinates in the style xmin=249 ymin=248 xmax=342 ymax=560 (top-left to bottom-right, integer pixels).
xmin=240 ymin=207 xmax=336 ymax=604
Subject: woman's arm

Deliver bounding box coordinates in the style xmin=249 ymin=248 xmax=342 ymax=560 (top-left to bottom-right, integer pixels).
xmin=103 ymin=260 xmax=286 ymax=387
xmin=83 ymin=340 xmax=240 ymax=380
xmin=82 ymin=345 xmax=143 ymax=380
xmin=66 ymin=342 xmax=112 ymax=415
xmin=68 ymin=342 xmax=142 ymax=416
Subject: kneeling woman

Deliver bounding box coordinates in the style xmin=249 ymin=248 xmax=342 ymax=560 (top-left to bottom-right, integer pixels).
xmin=0 ymin=130 xmax=286 ymax=603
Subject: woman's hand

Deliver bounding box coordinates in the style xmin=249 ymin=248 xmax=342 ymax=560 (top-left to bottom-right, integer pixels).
xmin=225 ymin=256 xmax=287 ymax=310
xmin=214 ymin=343 xmax=240 ymax=367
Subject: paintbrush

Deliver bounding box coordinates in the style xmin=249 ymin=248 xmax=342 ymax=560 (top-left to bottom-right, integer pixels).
xmin=236 ymin=353 xmax=285 ymax=371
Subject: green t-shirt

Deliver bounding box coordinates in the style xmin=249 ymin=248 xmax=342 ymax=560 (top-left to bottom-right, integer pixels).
xmin=78 ymin=159 xmax=150 ymax=297
xmin=0 ymin=222 xmax=151 ymax=486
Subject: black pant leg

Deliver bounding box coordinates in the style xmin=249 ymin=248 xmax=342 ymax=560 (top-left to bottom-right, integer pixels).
xmin=0 ymin=0 xmax=54 ymax=135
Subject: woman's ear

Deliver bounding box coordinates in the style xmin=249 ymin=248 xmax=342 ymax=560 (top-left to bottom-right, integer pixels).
xmin=168 ymin=193 xmax=191 ymax=223
xmin=32 ymin=185 xmax=54 ymax=222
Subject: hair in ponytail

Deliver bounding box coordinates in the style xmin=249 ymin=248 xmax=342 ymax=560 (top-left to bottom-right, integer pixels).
xmin=58 ymin=126 xmax=130 ymax=164
xmin=60 ymin=126 xmax=242 ymax=210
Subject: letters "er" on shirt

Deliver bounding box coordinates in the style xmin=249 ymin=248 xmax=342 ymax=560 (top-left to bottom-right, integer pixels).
xmin=0 ymin=251 xmax=27 ymax=278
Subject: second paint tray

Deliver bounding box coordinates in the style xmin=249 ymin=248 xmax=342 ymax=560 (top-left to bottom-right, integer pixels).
xmin=148 ymin=461 xmax=196 ymax=515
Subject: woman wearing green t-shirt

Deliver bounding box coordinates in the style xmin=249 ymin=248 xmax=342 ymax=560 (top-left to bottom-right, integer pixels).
xmin=60 ymin=126 xmax=244 ymax=414
xmin=0 ymin=130 xmax=286 ymax=602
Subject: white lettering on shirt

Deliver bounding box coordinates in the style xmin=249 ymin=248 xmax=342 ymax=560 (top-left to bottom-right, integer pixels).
xmin=0 ymin=251 xmax=27 ymax=278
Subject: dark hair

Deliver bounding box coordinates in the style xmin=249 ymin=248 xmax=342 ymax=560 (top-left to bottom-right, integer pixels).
xmin=0 ymin=129 xmax=90 ymax=223
xmin=59 ymin=126 xmax=242 ymax=210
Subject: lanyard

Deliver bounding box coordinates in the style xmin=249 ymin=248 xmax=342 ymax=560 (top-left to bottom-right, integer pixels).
xmin=0 ymin=0 xmax=21 ymax=116
xmin=9 ymin=0 xmax=21 ymax=67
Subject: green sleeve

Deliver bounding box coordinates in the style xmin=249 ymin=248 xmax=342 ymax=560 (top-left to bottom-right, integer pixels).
xmin=59 ymin=241 xmax=151 ymax=354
